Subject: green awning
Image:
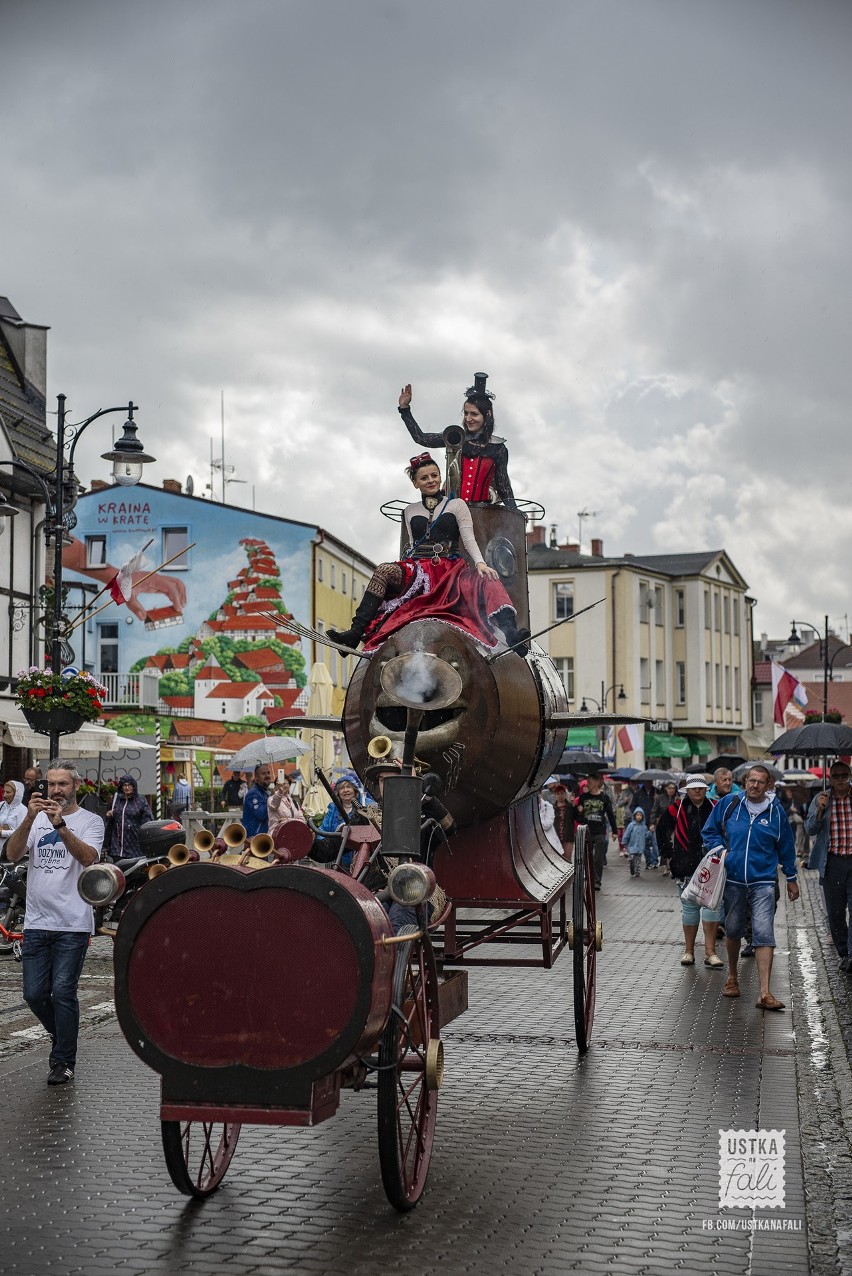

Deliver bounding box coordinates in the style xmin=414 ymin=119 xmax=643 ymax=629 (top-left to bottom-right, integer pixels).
xmin=566 ymin=728 xmax=600 ymax=747
xmin=687 ymin=736 xmax=711 ymax=757
xmin=644 ymin=731 xmax=692 ymax=758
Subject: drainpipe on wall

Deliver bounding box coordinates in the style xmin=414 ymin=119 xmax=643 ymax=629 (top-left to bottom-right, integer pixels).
xmin=611 ymin=567 xmax=621 ymax=703
xmin=311 ymin=531 xmax=322 ymax=670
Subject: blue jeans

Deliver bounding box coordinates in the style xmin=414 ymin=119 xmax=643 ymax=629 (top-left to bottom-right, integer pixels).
xmin=22 ymin=931 xmax=90 ymax=1069
xmin=722 ymin=881 xmax=778 ymax=948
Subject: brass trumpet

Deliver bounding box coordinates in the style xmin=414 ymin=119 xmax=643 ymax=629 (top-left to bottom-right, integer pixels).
xmin=168 ymin=844 xmax=200 ymax=866
xmin=193 ymin=828 xmax=217 ymax=854
xmin=249 ymin=833 xmax=274 ymax=858
xmin=147 ymin=862 xmax=169 ymax=880
xmin=222 ymin=822 xmax=247 ymax=848
xmin=367 ymin=735 xmax=394 ymax=760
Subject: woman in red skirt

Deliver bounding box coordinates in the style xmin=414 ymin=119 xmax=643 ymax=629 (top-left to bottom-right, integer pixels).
xmin=327 ymin=453 xmax=530 ymax=655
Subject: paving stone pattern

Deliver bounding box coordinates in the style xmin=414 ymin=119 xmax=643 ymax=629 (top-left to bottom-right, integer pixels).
xmin=0 ymin=854 xmax=843 ymax=1275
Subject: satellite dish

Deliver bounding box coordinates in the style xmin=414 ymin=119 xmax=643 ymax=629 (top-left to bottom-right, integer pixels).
xmin=185 ymin=475 xmax=195 ymax=496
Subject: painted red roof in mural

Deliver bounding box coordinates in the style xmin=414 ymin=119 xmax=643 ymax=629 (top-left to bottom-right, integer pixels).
xmin=265 ymin=695 xmax=304 ymax=721
xmin=208 ymin=681 xmax=272 ymax=699
xmin=219 ymin=615 xmax=277 ymax=631
xmin=234 ymin=648 xmax=282 ymax=670
xmin=195 ymin=660 xmax=224 ymax=680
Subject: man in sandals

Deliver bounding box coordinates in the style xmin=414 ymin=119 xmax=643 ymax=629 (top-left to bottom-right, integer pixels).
xmin=702 ymin=764 xmax=799 ymax=1012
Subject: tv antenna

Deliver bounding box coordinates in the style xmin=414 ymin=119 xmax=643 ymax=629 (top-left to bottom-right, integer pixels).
xmin=577 ymin=507 xmax=599 ymax=552
xmin=208 ymin=392 xmax=246 ymax=501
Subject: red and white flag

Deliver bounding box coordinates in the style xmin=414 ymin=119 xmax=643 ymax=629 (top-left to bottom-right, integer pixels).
xmin=108 ymin=539 xmax=153 ymax=604
xmin=771 ymin=660 xmax=808 ymax=725
xmin=617 ymin=723 xmax=643 ymax=754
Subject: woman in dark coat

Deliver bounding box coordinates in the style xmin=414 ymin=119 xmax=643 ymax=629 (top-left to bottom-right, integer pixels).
xmin=105 ymin=775 xmax=154 ymax=860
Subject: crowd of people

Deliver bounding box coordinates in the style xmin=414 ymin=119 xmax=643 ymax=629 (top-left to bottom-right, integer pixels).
xmin=542 ymin=761 xmax=851 ymax=1008
xmin=1 ymin=748 xmax=850 ymax=1095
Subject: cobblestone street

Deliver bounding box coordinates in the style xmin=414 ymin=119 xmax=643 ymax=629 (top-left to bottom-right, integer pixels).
xmin=0 ymin=850 xmax=850 ymax=1276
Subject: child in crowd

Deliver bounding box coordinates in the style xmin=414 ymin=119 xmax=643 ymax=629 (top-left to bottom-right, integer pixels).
xmin=621 ymin=808 xmax=654 ymax=877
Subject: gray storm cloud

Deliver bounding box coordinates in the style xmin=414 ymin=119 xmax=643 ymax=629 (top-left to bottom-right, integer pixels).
xmin=2 ymin=0 xmax=850 ymax=631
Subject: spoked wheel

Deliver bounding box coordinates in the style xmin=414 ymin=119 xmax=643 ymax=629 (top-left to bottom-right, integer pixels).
xmin=570 ymin=826 xmax=600 ymax=1053
xmin=377 ymin=923 xmax=442 ymax=1212
xmin=161 ymin=1119 xmax=242 ymax=1198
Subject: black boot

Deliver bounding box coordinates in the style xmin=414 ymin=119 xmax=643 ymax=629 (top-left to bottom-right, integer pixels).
xmin=494 ymin=607 xmax=531 ymax=656
xmin=327 ymin=590 xmax=383 ymax=648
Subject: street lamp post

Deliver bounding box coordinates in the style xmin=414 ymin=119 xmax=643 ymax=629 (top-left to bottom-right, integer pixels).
xmin=579 ymin=682 xmax=627 ymax=715
xmin=0 ymin=394 xmax=155 ymax=757
xmin=787 ymin=616 xmax=830 ymax=722
xmin=578 ymin=683 xmax=627 ymax=756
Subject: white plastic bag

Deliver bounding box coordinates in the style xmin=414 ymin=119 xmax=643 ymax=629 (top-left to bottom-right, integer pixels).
xmin=681 ymin=846 xmax=727 ymax=911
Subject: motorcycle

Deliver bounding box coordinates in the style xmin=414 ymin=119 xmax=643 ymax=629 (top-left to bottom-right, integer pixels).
xmin=0 ymin=859 xmax=28 ymax=961
xmin=94 ymin=819 xmax=189 ymax=936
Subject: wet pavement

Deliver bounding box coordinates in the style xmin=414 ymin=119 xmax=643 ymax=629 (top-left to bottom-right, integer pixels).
xmin=1 ymin=848 xmax=850 ymax=1275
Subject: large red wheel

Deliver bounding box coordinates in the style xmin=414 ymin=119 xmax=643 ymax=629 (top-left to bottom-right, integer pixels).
xmin=570 ymin=826 xmax=601 ymax=1053
xmin=161 ymin=1120 xmax=241 ymax=1198
xmin=377 ymin=924 xmax=442 ymax=1211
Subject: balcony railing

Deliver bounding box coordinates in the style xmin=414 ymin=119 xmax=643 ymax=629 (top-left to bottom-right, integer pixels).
xmin=99 ymin=672 xmax=141 ymax=708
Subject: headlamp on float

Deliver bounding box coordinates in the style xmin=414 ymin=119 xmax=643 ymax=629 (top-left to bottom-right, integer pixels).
xmin=77 ymin=862 xmax=126 ymax=907
xmin=387 ymin=862 xmax=436 ymax=907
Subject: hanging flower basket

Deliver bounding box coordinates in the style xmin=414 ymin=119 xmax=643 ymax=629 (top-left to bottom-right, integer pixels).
xmin=21 ymin=706 xmax=88 ymax=736
xmin=15 ymin=666 xmax=107 ymax=736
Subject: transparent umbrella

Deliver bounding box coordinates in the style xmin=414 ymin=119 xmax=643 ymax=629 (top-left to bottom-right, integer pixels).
xmin=225 ymin=736 xmax=312 ymax=771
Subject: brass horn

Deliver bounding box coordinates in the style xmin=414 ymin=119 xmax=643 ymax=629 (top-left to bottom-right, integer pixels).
xmin=379 ymin=652 xmax=463 ymax=711
xmin=442 ymin=424 xmax=465 ymax=497
xmin=168 ymin=843 xmax=200 ymax=866
xmin=249 ymin=833 xmax=275 ymax=858
xmin=367 ymin=735 xmax=394 ymax=760
xmin=193 ymin=828 xmax=216 ymax=854
xmin=222 ymin=822 xmax=247 ymax=848
xmin=147 ymin=862 xmax=169 ymax=880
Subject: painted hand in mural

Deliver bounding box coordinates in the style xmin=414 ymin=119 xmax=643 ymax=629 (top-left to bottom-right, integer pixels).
xmin=62 ymin=537 xmax=187 ymax=622
xmin=128 ymin=570 xmax=187 ymax=618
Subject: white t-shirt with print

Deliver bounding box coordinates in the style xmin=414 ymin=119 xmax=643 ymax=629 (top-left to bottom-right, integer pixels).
xmin=25 ymin=809 xmax=104 ymax=934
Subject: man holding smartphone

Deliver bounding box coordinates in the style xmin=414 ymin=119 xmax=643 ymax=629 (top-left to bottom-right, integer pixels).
xmin=6 ymin=759 xmax=104 ymax=1086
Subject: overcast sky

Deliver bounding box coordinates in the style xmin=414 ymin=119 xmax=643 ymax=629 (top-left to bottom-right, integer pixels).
xmin=3 ymin=0 xmax=851 ymax=640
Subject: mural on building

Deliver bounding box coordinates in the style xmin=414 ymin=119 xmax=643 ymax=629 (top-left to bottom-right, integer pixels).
xmin=61 ymin=488 xmax=315 ymax=734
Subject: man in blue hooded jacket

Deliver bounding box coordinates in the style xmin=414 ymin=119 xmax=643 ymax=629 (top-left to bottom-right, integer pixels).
xmin=702 ymin=764 xmax=799 ymax=1011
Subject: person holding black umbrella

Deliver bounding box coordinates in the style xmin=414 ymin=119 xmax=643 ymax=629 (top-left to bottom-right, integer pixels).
xmin=805 ymin=760 xmax=852 ymax=973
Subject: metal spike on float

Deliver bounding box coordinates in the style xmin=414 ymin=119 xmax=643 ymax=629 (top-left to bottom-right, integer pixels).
xmin=254 ymin=610 xmax=369 ymax=660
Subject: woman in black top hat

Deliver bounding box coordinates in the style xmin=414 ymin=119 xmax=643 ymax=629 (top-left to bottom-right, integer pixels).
xmin=397 ymin=372 xmax=516 ymax=509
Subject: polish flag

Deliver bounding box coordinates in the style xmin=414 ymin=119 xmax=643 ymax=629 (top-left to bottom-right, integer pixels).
xmin=771 ymin=660 xmax=808 ymax=725
xmin=617 ymin=723 xmax=643 ymax=753
xmin=108 ymin=539 xmax=153 ymax=604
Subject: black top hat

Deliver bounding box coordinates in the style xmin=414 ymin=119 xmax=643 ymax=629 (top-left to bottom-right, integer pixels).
xmin=465 ymin=371 xmax=495 ymax=401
